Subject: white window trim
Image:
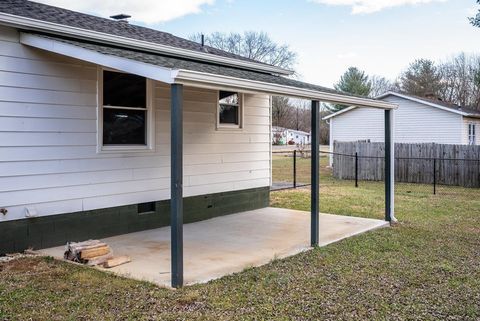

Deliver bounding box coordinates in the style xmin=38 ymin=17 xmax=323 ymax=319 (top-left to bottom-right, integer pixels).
xmin=97 ymin=67 xmax=155 ymax=153
xmin=468 ymin=123 xmax=476 ymax=145
xmin=216 ymin=91 xmax=244 ymax=130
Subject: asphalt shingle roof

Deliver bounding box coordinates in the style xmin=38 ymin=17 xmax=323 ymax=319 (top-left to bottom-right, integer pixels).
xmin=33 ymin=33 xmax=343 ymax=96
xmin=2 ymin=1 xmax=383 ymax=103
xmin=406 ymin=94 xmax=480 ymax=117
xmin=0 ymin=0 xmax=266 ymax=65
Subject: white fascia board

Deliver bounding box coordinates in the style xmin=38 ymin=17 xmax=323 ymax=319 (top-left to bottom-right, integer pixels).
xmin=20 ymin=33 xmax=176 ymax=84
xmin=174 ymin=70 xmax=398 ymax=110
xmin=322 ymin=106 xmax=358 ymax=120
xmin=378 ymin=91 xmax=468 ymax=116
xmin=0 ymin=12 xmax=292 ymax=76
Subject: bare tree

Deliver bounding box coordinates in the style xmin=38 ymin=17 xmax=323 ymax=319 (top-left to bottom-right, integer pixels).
xmin=190 ymin=31 xmax=297 ymax=71
xmin=272 ymin=96 xmax=295 ymax=129
xmin=369 ymin=75 xmax=395 ymax=97
xmin=438 ymin=53 xmax=480 ymax=110
xmin=190 ymin=31 xmax=299 ymax=128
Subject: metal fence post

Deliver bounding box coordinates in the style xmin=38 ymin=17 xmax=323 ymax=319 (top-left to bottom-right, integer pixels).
xmin=355 ymin=152 xmax=359 ymax=188
xmin=293 ymin=150 xmax=297 ymax=188
xmin=433 ymin=158 xmax=437 ymax=195
xmin=311 ymin=100 xmax=320 ymax=246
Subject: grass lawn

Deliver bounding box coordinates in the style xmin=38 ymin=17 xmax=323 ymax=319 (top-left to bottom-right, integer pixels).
xmin=1 ymin=159 xmax=479 ymax=320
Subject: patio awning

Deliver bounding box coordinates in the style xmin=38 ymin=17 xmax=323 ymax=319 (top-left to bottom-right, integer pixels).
xmin=20 ymin=32 xmax=397 ymax=110
xmin=20 ymin=31 xmax=397 ymax=289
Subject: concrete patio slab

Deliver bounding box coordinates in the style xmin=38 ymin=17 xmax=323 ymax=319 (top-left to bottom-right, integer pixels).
xmin=41 ymin=207 xmax=388 ymax=287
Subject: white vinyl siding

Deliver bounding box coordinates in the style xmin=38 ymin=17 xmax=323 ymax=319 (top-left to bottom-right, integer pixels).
xmin=0 ymin=26 xmax=271 ymax=222
xmin=330 ymin=95 xmax=464 ymax=148
xmin=330 ymin=107 xmax=385 ymax=143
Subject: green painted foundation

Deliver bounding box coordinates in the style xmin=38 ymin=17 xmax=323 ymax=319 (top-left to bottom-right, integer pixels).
xmin=0 ymin=187 xmax=270 ymax=254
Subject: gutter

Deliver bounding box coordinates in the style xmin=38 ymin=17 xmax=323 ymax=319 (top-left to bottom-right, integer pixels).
xmin=0 ymin=12 xmax=293 ymax=76
xmin=174 ymin=69 xmax=398 ymax=109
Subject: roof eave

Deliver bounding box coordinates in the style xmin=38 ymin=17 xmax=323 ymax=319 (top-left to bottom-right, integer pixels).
xmin=0 ymin=12 xmax=294 ymax=76
xmin=377 ymin=91 xmax=471 ymax=117
xmin=20 ymin=31 xmax=398 ymax=110
xmin=20 ymin=32 xmax=177 ymax=83
xmin=464 ymin=113 xmax=480 ymax=119
xmin=322 ymin=106 xmax=358 ymax=120
xmin=174 ymin=69 xmax=398 ymax=109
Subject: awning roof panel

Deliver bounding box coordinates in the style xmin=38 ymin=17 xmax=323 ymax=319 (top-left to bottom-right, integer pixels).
xmin=20 ymin=32 xmax=397 ymax=110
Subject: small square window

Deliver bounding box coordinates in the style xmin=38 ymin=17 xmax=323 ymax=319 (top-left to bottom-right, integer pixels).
xmin=138 ymin=202 xmax=156 ymax=214
xmin=218 ymin=91 xmax=242 ymax=128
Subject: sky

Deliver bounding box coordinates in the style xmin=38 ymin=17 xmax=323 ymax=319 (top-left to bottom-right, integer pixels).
xmin=35 ymin=0 xmax=480 ymax=88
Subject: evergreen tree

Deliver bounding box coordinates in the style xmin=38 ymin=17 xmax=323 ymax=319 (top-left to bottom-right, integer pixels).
xmin=399 ymin=59 xmax=442 ymax=97
xmin=330 ymin=67 xmax=371 ymax=112
xmin=469 ymin=0 xmax=480 ymax=27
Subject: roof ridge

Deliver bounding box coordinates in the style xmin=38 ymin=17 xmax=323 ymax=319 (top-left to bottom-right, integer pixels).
xmin=0 ymin=0 xmax=280 ymax=70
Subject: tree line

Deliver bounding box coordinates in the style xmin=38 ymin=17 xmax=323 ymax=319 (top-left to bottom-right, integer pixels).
xmin=332 ymin=54 xmax=480 ymax=112
xmin=190 ymin=30 xmax=480 ymax=144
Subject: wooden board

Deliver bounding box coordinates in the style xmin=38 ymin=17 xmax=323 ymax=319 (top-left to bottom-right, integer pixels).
xmin=80 ymin=245 xmax=111 ymax=259
xmin=103 ymin=256 xmax=131 ymax=268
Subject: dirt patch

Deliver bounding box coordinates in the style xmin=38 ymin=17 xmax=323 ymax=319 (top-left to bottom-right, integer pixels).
xmin=1 ymin=256 xmax=44 ymax=273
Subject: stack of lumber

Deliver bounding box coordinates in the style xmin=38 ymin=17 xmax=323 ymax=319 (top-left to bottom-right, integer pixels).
xmin=64 ymin=240 xmax=131 ymax=268
xmin=64 ymin=240 xmax=113 ymax=266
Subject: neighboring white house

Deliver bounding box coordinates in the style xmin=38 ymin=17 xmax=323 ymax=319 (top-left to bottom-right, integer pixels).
xmin=272 ymin=126 xmax=311 ymax=145
xmin=324 ymin=92 xmax=480 ymax=161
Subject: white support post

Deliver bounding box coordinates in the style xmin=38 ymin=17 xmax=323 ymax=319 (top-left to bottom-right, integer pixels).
xmin=390 ymin=109 xmax=396 ymax=222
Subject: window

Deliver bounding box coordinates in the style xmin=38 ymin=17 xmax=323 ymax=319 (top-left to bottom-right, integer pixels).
xmin=98 ymin=69 xmax=153 ymax=151
xmin=468 ymin=123 xmax=476 ymax=145
xmin=218 ymin=91 xmax=242 ymax=128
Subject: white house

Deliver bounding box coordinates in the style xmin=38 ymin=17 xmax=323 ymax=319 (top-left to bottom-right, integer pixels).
xmin=0 ymin=0 xmax=396 ymax=287
xmin=272 ymin=126 xmax=311 ymax=145
xmin=325 ymin=92 xmax=480 ymax=158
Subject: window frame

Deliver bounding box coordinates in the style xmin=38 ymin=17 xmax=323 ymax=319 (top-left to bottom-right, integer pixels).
xmin=468 ymin=123 xmax=476 ymax=145
xmin=216 ymin=90 xmax=244 ymax=130
xmin=97 ymin=68 xmax=155 ymax=153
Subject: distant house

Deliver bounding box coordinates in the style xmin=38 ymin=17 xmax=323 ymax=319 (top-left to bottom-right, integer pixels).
xmin=272 ymin=126 xmax=311 ymax=145
xmin=324 ymin=92 xmax=480 ymax=156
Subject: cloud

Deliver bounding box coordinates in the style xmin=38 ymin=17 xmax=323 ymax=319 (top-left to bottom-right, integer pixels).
xmin=33 ymin=0 xmax=215 ymax=24
xmin=310 ymin=0 xmax=446 ymax=14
